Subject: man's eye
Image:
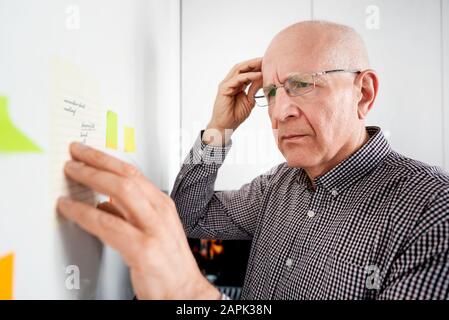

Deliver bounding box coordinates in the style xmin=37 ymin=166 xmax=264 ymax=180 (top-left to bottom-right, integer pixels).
xmin=264 ymin=87 xmax=276 ymax=97
xmin=292 ymin=80 xmax=312 ymax=88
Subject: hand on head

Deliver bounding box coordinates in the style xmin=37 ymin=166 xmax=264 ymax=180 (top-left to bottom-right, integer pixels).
xmin=203 ymin=57 xmax=263 ymax=146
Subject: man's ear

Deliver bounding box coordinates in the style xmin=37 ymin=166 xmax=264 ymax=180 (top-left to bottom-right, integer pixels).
xmin=355 ymin=69 xmax=379 ymax=120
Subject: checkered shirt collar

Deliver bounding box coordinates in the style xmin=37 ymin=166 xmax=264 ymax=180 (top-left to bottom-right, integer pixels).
xmin=296 ymin=126 xmax=392 ymax=195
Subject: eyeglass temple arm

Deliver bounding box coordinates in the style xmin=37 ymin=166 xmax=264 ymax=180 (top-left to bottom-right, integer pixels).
xmin=253 ymin=70 xmax=361 ymax=98
xmin=320 ymin=69 xmax=361 ymax=75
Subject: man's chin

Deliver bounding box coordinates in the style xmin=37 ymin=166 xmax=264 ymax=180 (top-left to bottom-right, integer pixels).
xmin=284 ymin=156 xmax=316 ymax=169
xmin=279 ymin=147 xmax=320 ymax=168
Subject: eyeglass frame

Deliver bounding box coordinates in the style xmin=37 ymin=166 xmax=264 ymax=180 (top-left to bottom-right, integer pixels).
xmin=253 ymin=69 xmax=361 ymax=107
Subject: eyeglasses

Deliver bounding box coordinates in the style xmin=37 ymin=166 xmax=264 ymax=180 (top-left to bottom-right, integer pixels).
xmin=254 ymin=69 xmax=361 ymax=107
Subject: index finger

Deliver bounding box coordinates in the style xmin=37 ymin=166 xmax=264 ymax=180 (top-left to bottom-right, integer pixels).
xmin=223 ymin=57 xmax=262 ymax=82
xmin=70 ymin=142 xmax=140 ymax=178
xmin=69 ymin=142 xmax=165 ymax=206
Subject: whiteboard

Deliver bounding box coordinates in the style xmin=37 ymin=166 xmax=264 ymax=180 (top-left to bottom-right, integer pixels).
xmin=0 ymin=0 xmax=180 ymax=299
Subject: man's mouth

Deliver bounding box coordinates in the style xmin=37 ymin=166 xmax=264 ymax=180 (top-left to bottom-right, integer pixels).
xmin=281 ymin=134 xmax=308 ymax=141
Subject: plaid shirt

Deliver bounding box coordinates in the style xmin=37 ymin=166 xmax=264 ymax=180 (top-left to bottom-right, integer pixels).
xmin=171 ymin=126 xmax=449 ymax=300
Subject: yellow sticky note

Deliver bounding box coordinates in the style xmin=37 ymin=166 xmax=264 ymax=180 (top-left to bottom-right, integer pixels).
xmin=0 ymin=96 xmax=42 ymax=153
xmin=124 ymin=127 xmax=136 ymax=153
xmin=0 ymin=253 xmax=14 ymax=300
xmin=106 ymin=111 xmax=118 ymax=150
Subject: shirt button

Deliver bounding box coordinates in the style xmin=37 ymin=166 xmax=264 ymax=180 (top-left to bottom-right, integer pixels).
xmin=307 ymin=210 xmax=316 ymax=218
xmin=331 ymin=189 xmax=338 ymax=197
xmin=285 ymin=258 xmax=293 ymax=267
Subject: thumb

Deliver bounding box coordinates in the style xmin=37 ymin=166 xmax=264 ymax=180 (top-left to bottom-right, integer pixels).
xmin=247 ymin=78 xmax=263 ymax=101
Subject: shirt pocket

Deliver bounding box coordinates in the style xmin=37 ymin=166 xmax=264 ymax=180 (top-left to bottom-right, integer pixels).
xmin=309 ymin=252 xmax=375 ymax=300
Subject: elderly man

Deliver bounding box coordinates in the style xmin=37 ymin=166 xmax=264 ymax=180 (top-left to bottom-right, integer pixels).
xmin=57 ymin=21 xmax=449 ymax=300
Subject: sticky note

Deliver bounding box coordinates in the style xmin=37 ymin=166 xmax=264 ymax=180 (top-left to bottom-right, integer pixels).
xmin=0 ymin=96 xmax=42 ymax=153
xmin=106 ymin=111 xmax=118 ymax=150
xmin=124 ymin=127 xmax=136 ymax=153
xmin=0 ymin=253 xmax=14 ymax=300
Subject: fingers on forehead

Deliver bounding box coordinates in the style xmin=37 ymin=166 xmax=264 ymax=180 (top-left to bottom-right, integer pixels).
xmin=248 ymin=79 xmax=264 ymax=95
xmin=224 ymin=57 xmax=263 ymax=80
xmin=228 ymin=72 xmax=262 ymax=88
xmin=242 ymin=57 xmax=263 ymax=68
xmin=234 ymin=58 xmax=263 ymax=74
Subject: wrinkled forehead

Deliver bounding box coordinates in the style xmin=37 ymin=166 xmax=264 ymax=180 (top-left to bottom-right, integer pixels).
xmin=262 ymin=41 xmax=338 ymax=86
xmin=261 ymin=22 xmax=366 ymax=87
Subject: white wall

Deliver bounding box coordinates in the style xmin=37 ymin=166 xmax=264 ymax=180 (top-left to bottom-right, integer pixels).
xmin=313 ymin=0 xmax=444 ymax=167
xmin=181 ymin=0 xmax=311 ymax=190
xmin=181 ymin=0 xmax=449 ymax=190
xmin=0 ymin=0 xmax=180 ymax=299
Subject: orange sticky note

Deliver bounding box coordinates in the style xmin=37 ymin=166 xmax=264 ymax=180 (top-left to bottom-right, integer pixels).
xmin=0 ymin=253 xmax=14 ymax=300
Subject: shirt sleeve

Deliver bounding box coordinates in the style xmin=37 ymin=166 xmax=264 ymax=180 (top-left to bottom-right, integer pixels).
xmin=170 ymin=131 xmax=280 ymax=241
xmin=378 ymin=188 xmax=449 ymax=299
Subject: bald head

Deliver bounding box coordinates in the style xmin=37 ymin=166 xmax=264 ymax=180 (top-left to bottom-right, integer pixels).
xmin=263 ymin=20 xmax=370 ymax=76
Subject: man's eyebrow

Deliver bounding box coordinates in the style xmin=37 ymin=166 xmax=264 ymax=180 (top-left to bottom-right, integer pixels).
xmin=263 ymin=79 xmax=280 ymax=88
xmin=264 ymin=72 xmax=284 ymax=88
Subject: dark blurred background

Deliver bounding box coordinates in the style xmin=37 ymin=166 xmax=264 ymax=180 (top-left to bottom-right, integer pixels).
xmin=188 ymin=239 xmax=252 ymax=298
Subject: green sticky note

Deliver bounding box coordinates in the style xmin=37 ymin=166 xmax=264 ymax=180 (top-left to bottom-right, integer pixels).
xmin=0 ymin=96 xmax=42 ymax=153
xmin=106 ymin=110 xmax=118 ymax=150
xmin=124 ymin=126 xmax=136 ymax=153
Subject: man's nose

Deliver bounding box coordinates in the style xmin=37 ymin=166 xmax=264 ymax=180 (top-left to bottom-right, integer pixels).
xmin=271 ymin=87 xmax=301 ymax=122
